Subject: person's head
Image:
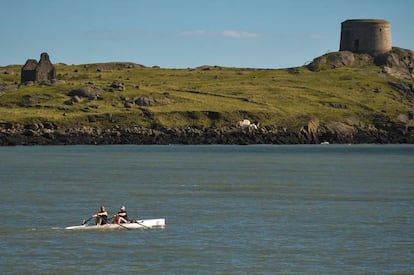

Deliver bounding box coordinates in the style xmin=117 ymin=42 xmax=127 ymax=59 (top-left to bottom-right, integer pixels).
xmin=120 ymin=206 xmax=126 ymax=212
xmin=100 ymin=206 xmax=106 ymax=211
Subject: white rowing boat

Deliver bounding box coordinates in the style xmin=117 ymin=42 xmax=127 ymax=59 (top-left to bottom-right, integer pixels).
xmin=65 ymin=218 xmax=165 ymax=230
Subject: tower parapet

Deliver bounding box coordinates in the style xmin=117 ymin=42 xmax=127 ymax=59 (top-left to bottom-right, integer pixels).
xmin=340 ymin=19 xmax=392 ymax=55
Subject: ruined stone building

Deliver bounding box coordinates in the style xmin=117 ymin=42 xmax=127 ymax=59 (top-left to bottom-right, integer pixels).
xmin=339 ymin=19 xmax=392 ymax=55
xmin=21 ymin=52 xmax=56 ymax=83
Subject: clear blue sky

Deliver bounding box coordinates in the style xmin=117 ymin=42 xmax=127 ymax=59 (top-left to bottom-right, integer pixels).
xmin=1 ymin=0 xmax=413 ymax=68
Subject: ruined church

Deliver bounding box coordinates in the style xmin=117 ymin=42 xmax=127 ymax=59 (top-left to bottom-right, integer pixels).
xmin=21 ymin=52 xmax=56 ymax=83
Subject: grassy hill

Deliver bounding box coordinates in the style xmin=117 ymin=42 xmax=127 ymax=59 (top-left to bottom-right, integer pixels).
xmin=0 ymin=51 xmax=413 ymax=134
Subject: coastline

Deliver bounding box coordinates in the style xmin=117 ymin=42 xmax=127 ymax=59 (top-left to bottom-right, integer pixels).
xmin=1 ymin=123 xmax=412 ymax=145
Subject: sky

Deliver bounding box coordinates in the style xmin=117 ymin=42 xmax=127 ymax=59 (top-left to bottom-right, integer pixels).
xmin=1 ymin=0 xmax=413 ymax=69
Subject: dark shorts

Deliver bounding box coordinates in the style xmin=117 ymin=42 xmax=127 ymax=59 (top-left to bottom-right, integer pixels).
xmin=99 ymin=216 xmax=108 ymax=225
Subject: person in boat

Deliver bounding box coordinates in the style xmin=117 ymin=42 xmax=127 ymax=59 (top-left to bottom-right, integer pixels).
xmin=113 ymin=205 xmax=129 ymax=224
xmin=93 ymin=206 xmax=108 ymax=225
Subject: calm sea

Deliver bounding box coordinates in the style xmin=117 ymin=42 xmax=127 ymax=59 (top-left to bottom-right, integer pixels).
xmin=0 ymin=145 xmax=413 ymax=274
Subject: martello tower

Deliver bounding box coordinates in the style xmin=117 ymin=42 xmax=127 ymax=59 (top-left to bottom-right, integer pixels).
xmin=339 ymin=19 xmax=392 ymax=55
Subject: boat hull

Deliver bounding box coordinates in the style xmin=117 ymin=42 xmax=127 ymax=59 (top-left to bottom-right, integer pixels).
xmin=65 ymin=218 xmax=165 ymax=230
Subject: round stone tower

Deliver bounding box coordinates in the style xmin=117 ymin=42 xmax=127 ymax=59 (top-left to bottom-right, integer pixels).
xmin=339 ymin=19 xmax=392 ymax=55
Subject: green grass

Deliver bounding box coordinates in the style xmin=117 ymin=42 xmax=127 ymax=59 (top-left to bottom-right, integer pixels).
xmin=0 ymin=62 xmax=412 ymax=130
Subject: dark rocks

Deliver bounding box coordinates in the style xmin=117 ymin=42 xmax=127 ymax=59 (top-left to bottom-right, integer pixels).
xmin=323 ymin=102 xmax=349 ymax=109
xmin=388 ymin=81 xmax=414 ymax=99
xmin=375 ymin=47 xmax=414 ymax=80
xmin=119 ymin=95 xmax=174 ymax=109
xmin=124 ymin=102 xmax=134 ymax=109
xmin=87 ymin=113 xmax=113 ymax=123
xmin=91 ymin=62 xmax=142 ymax=71
xmin=68 ymin=95 xmax=82 ymax=105
xmin=135 ymin=96 xmax=155 ymax=106
xmin=0 ymin=120 xmax=413 ymax=146
xmin=109 ymin=81 xmax=125 ymax=92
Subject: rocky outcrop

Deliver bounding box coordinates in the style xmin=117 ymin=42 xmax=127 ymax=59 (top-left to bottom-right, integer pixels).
xmin=87 ymin=62 xmax=143 ymax=71
xmin=388 ymin=81 xmax=414 ymax=99
xmin=374 ymin=47 xmax=414 ymax=80
xmin=1 ymin=120 xmax=413 ymax=145
xmin=108 ymin=81 xmax=125 ymax=92
xmin=65 ymin=83 xmax=103 ymax=104
xmin=307 ymin=47 xmax=414 ymax=80
xmin=300 ymin=119 xmax=320 ymax=143
xmin=307 ymin=51 xmax=357 ymax=71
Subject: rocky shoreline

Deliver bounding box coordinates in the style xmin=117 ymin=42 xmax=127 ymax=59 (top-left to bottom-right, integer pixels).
xmin=1 ymin=121 xmax=413 ymax=145
xmin=2 ymin=48 xmax=413 ymax=146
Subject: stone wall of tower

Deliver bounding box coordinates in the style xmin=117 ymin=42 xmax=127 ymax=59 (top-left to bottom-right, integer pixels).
xmin=339 ymin=19 xmax=392 ymax=55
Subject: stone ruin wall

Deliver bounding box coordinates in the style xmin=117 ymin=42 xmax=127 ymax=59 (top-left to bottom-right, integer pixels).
xmin=35 ymin=53 xmax=56 ymax=82
xmin=21 ymin=52 xmax=56 ymax=83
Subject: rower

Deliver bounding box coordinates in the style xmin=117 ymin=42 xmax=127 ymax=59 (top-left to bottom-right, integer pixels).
xmin=93 ymin=206 xmax=108 ymax=225
xmin=113 ymin=205 xmax=128 ymax=224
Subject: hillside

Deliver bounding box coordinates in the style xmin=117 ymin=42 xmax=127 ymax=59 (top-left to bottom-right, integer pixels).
xmin=0 ymin=47 xmax=413 ymax=144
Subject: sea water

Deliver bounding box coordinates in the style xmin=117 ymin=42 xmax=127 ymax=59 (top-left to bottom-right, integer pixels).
xmin=0 ymin=145 xmax=413 ymax=274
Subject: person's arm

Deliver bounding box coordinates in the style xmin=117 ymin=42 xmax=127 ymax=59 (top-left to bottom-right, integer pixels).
xmin=95 ymin=211 xmax=107 ymax=217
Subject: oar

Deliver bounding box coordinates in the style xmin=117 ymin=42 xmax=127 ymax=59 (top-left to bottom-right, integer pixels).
xmin=134 ymin=219 xmax=150 ymax=229
xmin=82 ymin=216 xmax=94 ymax=225
xmin=110 ymin=216 xmax=130 ymax=230
xmin=116 ymin=222 xmax=130 ymax=230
